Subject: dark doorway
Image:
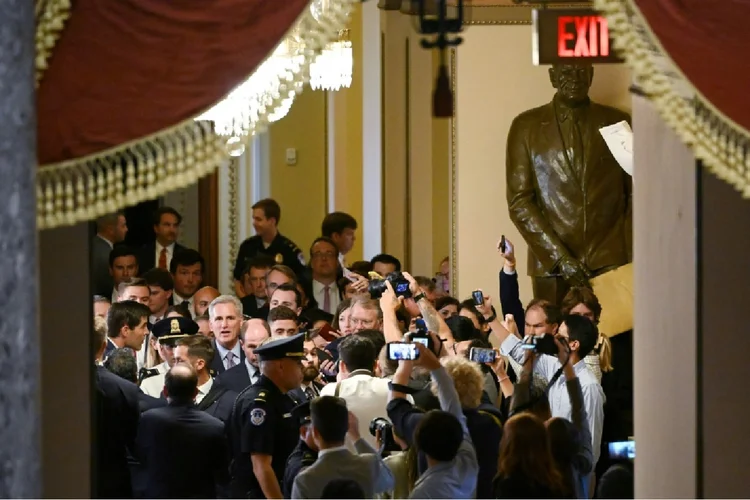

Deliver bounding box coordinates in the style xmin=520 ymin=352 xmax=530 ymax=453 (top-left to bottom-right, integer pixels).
xmin=124 ymin=200 xmax=160 ymax=249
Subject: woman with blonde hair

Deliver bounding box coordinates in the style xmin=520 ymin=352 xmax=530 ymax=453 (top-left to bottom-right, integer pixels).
xmin=494 ymin=413 xmax=569 ymax=498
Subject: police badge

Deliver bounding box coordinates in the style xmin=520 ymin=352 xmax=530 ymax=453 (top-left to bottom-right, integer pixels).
xmin=275 ymin=253 xmax=283 ymax=264
xmin=250 ymin=408 xmax=266 ymax=426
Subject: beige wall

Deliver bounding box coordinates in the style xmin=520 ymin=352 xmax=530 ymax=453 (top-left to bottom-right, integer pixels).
xmin=268 ymin=89 xmax=328 ymax=255
xmin=454 ymin=24 xmax=632 ymax=304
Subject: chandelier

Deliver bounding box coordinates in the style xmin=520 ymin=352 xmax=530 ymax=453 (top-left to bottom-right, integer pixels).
xmin=196 ymin=36 xmax=305 ymax=155
xmin=309 ymin=0 xmax=353 ymax=91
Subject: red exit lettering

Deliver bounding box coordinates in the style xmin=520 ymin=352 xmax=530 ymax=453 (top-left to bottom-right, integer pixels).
xmin=557 ymin=15 xmax=610 ymax=58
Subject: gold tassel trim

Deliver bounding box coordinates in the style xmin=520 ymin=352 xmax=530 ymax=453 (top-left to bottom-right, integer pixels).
xmin=37 ymin=0 xmax=356 ymax=230
xmin=594 ymin=0 xmax=750 ymax=196
xmin=35 ymin=0 xmax=71 ymax=87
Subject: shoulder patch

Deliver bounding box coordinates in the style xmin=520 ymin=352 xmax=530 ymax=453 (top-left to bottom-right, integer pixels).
xmin=250 ymin=408 xmax=266 ymax=426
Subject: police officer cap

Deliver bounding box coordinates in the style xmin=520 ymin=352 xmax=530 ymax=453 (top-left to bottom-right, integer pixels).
xmin=151 ymin=317 xmax=199 ymax=346
xmin=291 ymin=400 xmax=312 ymax=427
xmin=254 ymin=332 xmax=306 ymax=361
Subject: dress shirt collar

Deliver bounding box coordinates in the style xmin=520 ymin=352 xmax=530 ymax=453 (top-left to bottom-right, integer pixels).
xmin=317 ymin=445 xmax=348 ymax=458
xmin=554 ymin=94 xmax=590 ymax=123
xmin=195 ymin=377 xmax=214 ymax=403
xmin=215 ymin=340 xmax=241 ymax=365
xmin=156 ymin=241 xmax=175 ymax=254
xmin=111 ymin=288 xmax=119 ymax=303
xmin=97 ymin=234 xmax=114 ymax=248
xmin=245 ymin=358 xmax=259 ymax=381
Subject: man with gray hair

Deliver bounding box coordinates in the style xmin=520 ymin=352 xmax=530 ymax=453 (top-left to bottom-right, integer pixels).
xmin=209 ymin=295 xmax=246 ymax=374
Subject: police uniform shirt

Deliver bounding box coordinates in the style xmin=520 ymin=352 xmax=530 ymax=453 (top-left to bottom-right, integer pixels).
xmin=233 ymin=233 xmax=306 ymax=281
xmin=282 ymin=440 xmax=317 ymax=498
xmin=229 ymin=376 xmax=299 ymax=497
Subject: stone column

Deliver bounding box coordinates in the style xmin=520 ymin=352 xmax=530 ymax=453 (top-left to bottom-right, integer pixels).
xmin=0 ymin=0 xmax=41 ymax=497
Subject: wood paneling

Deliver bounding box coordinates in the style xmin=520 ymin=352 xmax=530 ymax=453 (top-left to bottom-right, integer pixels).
xmin=198 ymin=171 xmax=219 ymax=288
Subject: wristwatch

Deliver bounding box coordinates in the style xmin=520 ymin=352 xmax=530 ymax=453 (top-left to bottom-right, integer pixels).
xmin=413 ymin=292 xmax=426 ymax=302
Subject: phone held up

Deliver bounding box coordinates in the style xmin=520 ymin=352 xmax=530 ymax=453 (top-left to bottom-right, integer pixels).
xmin=387 ymin=342 xmax=420 ymax=361
xmin=315 ymin=347 xmax=334 ymax=365
xmin=469 ymin=347 xmax=496 ymax=364
xmin=472 ymin=290 xmax=484 ymax=306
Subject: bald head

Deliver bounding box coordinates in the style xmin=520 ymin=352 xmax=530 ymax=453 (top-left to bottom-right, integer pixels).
xmin=193 ymin=286 xmax=220 ymax=317
xmin=241 ymin=318 xmax=272 ymax=367
xmin=165 ymin=362 xmax=198 ymax=404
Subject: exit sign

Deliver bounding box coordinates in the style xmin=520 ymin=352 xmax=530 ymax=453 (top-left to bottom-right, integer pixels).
xmin=532 ymin=8 xmax=624 ymax=65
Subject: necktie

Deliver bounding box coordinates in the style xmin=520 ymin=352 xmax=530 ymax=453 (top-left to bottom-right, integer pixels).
xmin=158 ymin=247 xmax=168 ymax=269
xmin=323 ymin=285 xmax=331 ymax=313
xmin=225 ymin=352 xmax=236 ymax=369
xmin=566 ymin=110 xmax=586 ymax=178
xmin=304 ymin=386 xmax=316 ymax=401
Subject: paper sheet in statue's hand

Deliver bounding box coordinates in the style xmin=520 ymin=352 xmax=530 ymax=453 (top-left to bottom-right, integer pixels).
xmin=599 ymin=121 xmax=633 ymax=177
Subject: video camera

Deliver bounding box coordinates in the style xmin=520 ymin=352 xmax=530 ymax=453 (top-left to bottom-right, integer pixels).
xmin=519 ymin=334 xmax=559 ymax=356
xmin=368 ymin=271 xmax=412 ymax=299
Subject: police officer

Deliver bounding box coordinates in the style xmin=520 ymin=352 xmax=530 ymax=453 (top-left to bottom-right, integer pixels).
xmin=282 ymin=400 xmax=319 ymax=498
xmin=233 ymin=198 xmax=306 ymax=286
xmin=139 ymin=316 xmax=200 ymax=396
xmin=228 ymin=333 xmax=306 ymax=499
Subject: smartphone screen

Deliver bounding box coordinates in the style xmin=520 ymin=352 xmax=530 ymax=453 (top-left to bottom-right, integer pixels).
xmin=412 ymin=337 xmax=429 ymax=347
xmin=387 ymin=343 xmax=420 ymax=361
xmin=469 ymin=347 xmax=496 ymax=364
xmin=315 ymin=348 xmax=333 ymax=364
xmin=608 ymin=441 xmax=635 ymax=460
xmin=472 ymin=290 xmax=484 ymax=306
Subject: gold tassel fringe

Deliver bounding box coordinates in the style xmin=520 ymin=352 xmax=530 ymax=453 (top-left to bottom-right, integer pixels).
xmin=35 ymin=0 xmax=72 ymax=87
xmin=594 ymin=0 xmax=750 ymax=196
xmin=36 ymin=0 xmax=356 ymax=229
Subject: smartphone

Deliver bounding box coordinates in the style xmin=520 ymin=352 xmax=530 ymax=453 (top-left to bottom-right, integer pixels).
xmin=472 ymin=290 xmax=484 ymax=306
xmin=469 ymin=347 xmax=497 ymax=364
xmin=500 ymin=235 xmax=507 ymax=253
xmin=387 ymin=342 xmax=420 ymax=361
xmin=608 ymin=441 xmax=635 ymax=460
xmin=315 ymin=347 xmax=334 ymax=365
xmin=412 ymin=336 xmax=429 ymax=348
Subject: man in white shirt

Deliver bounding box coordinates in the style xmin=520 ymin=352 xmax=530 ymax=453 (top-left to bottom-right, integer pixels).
xmin=140 ymin=316 xmax=200 ymax=397
xmin=319 ymin=332 xmax=411 ymax=449
xmin=208 ymin=295 xmax=245 ymax=375
xmin=170 ymin=249 xmax=205 ymax=317
xmin=309 ymin=237 xmax=341 ymax=314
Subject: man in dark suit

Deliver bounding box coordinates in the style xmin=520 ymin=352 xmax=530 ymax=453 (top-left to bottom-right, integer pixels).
xmin=174 ymin=335 xmax=238 ymax=425
xmin=138 ymin=206 xmax=188 ymax=274
xmin=103 ymin=347 xmax=167 ymax=413
xmin=238 ymin=255 xmax=275 ymax=316
xmin=134 ymin=363 xmax=229 ymax=499
xmin=92 ymin=316 xmax=140 ymax=499
xmin=92 ymin=211 xmax=128 ymax=298
xmin=506 ymin=63 xmax=632 ymax=305
xmin=215 ymin=318 xmax=271 ymax=392
xmin=208 ymin=296 xmax=246 ymax=375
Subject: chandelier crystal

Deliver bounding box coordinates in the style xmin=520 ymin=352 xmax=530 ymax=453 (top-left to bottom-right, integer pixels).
xmin=309 ymin=30 xmax=353 ymax=91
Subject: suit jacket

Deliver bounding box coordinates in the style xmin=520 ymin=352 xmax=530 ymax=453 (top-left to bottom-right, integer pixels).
xmin=214 ymin=363 xmax=253 ymax=393
xmin=138 ymin=241 xmax=187 ymax=275
xmin=138 ymin=391 xmax=167 ymax=413
xmin=92 ymin=236 xmax=114 ymax=297
xmin=135 ymin=403 xmax=229 ymax=499
xmin=289 ymin=381 xmax=325 ymax=404
xmin=499 ymin=270 xmax=526 ymax=337
xmin=239 ymin=295 xmax=267 ymax=319
xmin=209 ymin=340 xmax=246 ymax=375
xmin=506 ymin=97 xmax=632 ymax=277
xmin=291 ymin=441 xmax=394 ymax=499
xmin=94 ymin=366 xmax=140 ymax=499
xmin=198 ymin=382 xmax=238 ymax=425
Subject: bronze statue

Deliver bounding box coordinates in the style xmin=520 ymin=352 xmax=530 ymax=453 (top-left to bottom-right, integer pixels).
xmin=506 ymin=63 xmax=632 ymax=305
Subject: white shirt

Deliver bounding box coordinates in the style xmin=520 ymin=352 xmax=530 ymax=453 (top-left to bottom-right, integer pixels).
xmin=111 ymin=287 xmax=119 ymax=304
xmin=312 ymin=280 xmax=340 ymax=314
xmin=245 ymin=359 xmax=260 ymax=384
xmin=136 ymin=334 xmax=150 ymax=371
xmin=320 ymin=371 xmax=413 ymax=450
xmin=155 ymin=242 xmax=176 ymax=270
xmin=173 ymin=294 xmax=195 ymax=317
xmin=215 ymin=340 xmax=242 ymax=371
xmin=140 ymin=361 xmax=170 ymax=397
xmin=195 ymin=377 xmax=214 ymax=404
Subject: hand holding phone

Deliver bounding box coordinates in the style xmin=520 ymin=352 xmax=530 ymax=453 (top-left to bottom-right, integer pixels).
xmin=469 ymin=347 xmax=497 ymax=364
xmin=315 ymin=347 xmax=334 ymax=365
xmin=387 ymin=342 xmax=420 ymax=361
xmin=471 ymin=290 xmax=484 ymax=306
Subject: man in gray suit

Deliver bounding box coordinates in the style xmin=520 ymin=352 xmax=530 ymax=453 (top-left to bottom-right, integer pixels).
xmin=93 ymin=211 xmax=128 ymax=296
xmin=291 ymin=396 xmax=394 ymax=499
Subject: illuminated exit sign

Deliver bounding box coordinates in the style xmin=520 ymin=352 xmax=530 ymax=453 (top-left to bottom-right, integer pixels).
xmin=532 ymin=9 xmax=624 ymax=65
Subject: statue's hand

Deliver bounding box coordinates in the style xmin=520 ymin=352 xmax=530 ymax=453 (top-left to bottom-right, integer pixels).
xmin=558 ymin=255 xmax=592 ymax=287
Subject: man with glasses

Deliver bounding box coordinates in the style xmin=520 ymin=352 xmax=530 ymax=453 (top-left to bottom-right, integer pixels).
xmin=309 ymin=237 xmax=342 ymax=314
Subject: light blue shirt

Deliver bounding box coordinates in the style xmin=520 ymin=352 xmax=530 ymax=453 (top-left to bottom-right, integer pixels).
xmin=501 ymin=335 xmax=606 ymax=465
xmin=409 ymin=367 xmax=478 ymax=499
xmin=214 ymin=340 xmax=242 ymax=371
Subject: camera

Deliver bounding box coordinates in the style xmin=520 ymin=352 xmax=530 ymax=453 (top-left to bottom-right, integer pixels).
xmin=519 ymin=334 xmax=559 ymax=356
xmin=369 ymin=417 xmax=401 ymax=453
xmin=368 ymin=272 xmax=412 ymax=299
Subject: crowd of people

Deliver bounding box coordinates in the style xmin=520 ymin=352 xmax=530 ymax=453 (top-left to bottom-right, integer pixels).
xmin=92 ymin=198 xmax=634 ymax=499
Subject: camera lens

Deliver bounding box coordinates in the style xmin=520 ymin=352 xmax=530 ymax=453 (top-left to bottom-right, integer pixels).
xmin=369 ymin=417 xmax=390 ymax=437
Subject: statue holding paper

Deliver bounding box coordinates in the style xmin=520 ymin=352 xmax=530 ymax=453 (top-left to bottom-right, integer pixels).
xmin=506 ymin=63 xmax=632 ymax=306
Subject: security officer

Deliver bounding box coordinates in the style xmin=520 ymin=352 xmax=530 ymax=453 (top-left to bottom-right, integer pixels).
xmin=139 ymin=316 xmax=199 ymax=396
xmin=233 ymin=198 xmax=306 ymax=284
xmin=228 ymin=333 xmax=306 ymax=499
xmin=282 ymin=400 xmax=319 ymax=498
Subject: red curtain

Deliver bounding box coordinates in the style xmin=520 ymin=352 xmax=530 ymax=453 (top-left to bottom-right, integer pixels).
xmin=635 ymin=0 xmax=750 ymax=133
xmin=37 ymin=0 xmax=309 ymax=164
